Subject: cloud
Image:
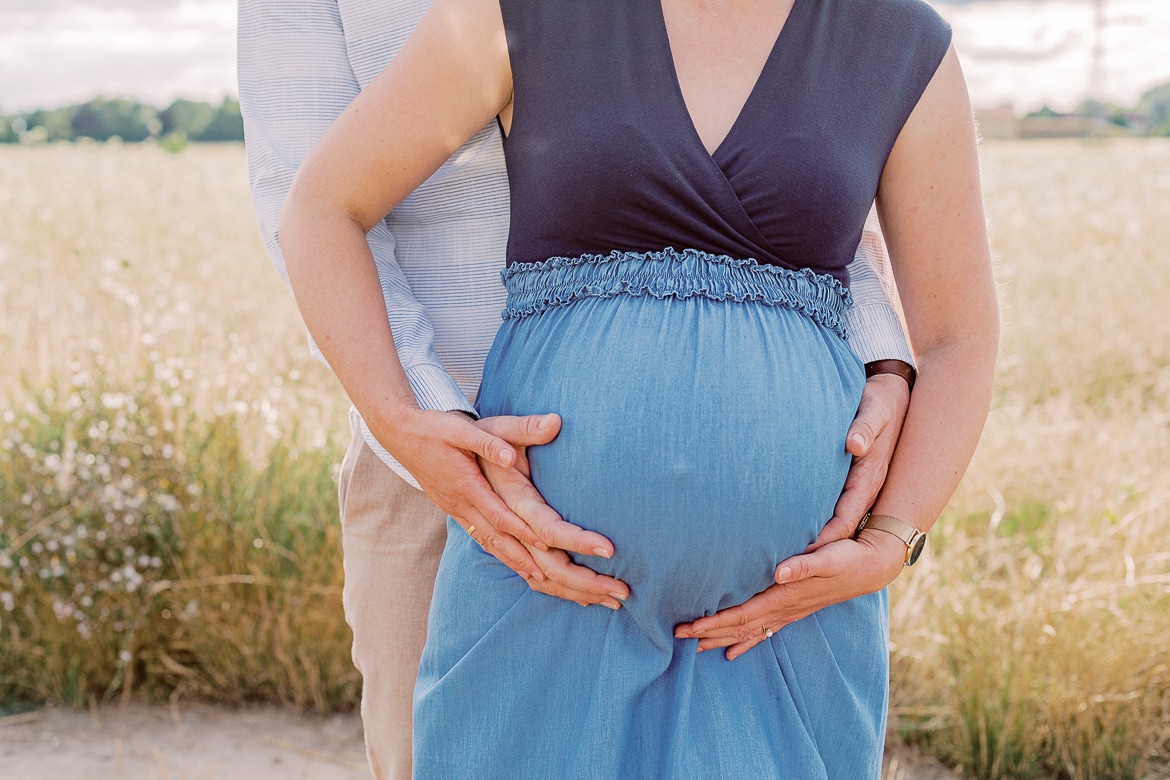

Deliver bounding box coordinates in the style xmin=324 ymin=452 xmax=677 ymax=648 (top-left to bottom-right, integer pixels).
xmin=0 ymin=0 xmax=236 ymax=112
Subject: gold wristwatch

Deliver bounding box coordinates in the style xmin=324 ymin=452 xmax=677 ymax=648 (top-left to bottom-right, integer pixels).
xmin=856 ymin=513 xmax=927 ymax=566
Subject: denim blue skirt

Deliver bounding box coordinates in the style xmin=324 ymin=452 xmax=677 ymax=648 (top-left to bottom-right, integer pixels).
xmin=414 ymin=249 xmax=888 ymax=779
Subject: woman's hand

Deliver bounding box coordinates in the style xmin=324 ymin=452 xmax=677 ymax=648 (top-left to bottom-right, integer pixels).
xmin=672 ymin=368 xmax=909 ymax=657
xmin=673 ymin=530 xmax=905 ymax=660
xmin=474 ymin=414 xmax=629 ymax=610
xmin=368 ymin=408 xmax=626 ymax=608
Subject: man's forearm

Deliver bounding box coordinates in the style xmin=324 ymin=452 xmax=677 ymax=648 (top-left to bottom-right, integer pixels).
xmin=238 ymin=0 xmax=474 ymax=420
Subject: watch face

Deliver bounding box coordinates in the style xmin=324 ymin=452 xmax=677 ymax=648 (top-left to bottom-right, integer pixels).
xmin=907 ymin=535 xmax=927 ymax=566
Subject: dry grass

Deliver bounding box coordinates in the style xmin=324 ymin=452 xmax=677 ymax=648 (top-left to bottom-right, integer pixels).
xmin=1 ymin=140 xmax=1169 ymax=778
xmin=888 ymin=139 xmax=1170 ymax=779
xmin=0 ymin=144 xmax=356 ymax=712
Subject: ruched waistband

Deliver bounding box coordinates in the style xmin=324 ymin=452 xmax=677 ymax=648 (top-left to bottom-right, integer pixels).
xmin=500 ymin=247 xmax=853 ymax=339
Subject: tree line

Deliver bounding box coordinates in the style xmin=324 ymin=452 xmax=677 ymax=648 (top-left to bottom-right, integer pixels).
xmin=1022 ymin=81 xmax=1170 ymax=136
xmin=0 ymin=97 xmax=243 ymax=148
xmin=4 ymin=80 xmax=1170 ymax=147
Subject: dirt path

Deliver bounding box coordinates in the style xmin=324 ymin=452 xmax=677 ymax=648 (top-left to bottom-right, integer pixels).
xmin=0 ymin=702 xmax=963 ymax=779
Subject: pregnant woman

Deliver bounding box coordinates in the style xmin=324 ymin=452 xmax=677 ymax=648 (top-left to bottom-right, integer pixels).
xmin=280 ymin=0 xmax=999 ymax=776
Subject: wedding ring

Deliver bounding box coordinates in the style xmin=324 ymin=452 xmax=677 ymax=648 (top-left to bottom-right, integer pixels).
xmin=465 ymin=525 xmax=476 ymax=537
xmin=763 ymin=626 xmax=774 ymax=639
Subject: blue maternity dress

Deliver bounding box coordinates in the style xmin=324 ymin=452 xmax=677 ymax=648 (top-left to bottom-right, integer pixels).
xmin=413 ymin=1 xmax=951 ymax=777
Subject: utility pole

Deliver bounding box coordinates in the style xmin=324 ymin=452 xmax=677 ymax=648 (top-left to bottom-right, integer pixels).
xmin=1087 ymin=0 xmax=1106 ymax=106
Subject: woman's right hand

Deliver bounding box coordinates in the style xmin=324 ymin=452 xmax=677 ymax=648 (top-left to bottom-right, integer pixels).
xmin=373 ymin=407 xmax=627 ymax=608
xmin=474 ymin=414 xmax=628 ymax=610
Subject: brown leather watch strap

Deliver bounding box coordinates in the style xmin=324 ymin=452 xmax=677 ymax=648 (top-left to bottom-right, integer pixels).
xmin=864 ymin=359 xmax=916 ymax=392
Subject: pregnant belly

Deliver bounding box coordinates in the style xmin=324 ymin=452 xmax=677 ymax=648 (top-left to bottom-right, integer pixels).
xmin=477 ymin=293 xmax=864 ymax=636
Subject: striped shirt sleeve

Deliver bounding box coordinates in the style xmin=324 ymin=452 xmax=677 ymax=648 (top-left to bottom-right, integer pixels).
xmin=843 ymin=207 xmax=915 ymax=367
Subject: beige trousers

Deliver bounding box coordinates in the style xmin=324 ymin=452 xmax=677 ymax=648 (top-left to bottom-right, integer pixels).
xmin=337 ymin=411 xmax=447 ymax=780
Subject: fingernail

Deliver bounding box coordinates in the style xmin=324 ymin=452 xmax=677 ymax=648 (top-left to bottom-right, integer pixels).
xmin=604 ymin=600 xmax=621 ymax=610
xmin=775 ymin=566 xmax=792 ymax=583
xmin=608 ymin=591 xmax=626 ymax=602
xmin=501 ymin=449 xmax=515 ymax=465
xmin=530 ymin=570 xmax=545 ymax=583
xmin=593 ymin=547 xmax=612 ymax=558
xmin=848 ymin=433 xmax=865 ymax=449
xmin=538 ymin=415 xmax=551 ymax=431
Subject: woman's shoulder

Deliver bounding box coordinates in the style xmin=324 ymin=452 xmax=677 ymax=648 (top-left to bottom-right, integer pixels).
xmin=820 ymin=0 xmax=951 ymax=47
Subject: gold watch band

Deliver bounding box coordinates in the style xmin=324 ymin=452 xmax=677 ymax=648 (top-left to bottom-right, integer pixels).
xmin=856 ymin=513 xmax=928 ymax=566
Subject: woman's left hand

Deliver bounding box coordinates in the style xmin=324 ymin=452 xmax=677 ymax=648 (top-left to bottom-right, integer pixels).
xmin=673 ymin=529 xmax=906 ymax=660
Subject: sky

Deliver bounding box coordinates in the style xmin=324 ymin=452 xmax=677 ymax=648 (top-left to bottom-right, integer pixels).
xmin=1 ymin=0 xmax=1168 ymax=115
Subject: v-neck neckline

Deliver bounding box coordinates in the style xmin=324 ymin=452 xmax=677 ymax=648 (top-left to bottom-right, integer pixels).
xmin=655 ymin=0 xmax=804 ymax=161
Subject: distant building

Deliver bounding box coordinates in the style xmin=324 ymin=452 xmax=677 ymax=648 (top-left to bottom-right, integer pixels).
xmin=1017 ymin=115 xmax=1122 ymax=139
xmin=974 ymin=105 xmax=1019 ymax=140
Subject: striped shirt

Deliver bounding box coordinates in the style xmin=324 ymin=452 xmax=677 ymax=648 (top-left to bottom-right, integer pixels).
xmin=238 ymin=0 xmax=913 ymax=489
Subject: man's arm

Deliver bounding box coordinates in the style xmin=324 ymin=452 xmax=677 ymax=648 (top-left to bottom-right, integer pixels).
xmin=826 ymin=209 xmax=914 ymax=545
xmin=239 ymin=0 xmax=473 ymax=421
xmin=238 ymin=0 xmax=626 ymax=605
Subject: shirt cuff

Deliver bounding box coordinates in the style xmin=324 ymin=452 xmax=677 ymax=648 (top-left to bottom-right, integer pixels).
xmin=845 ymin=304 xmax=916 ymax=367
xmin=404 ymin=362 xmax=477 ymax=417
xmin=355 ymin=413 xmax=423 ymax=491
xmin=352 ymin=362 xmax=476 ymax=492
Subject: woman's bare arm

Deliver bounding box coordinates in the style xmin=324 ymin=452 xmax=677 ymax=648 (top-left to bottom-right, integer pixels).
xmin=278 ymin=0 xmax=625 ymax=599
xmin=676 ymin=46 xmax=999 ymax=658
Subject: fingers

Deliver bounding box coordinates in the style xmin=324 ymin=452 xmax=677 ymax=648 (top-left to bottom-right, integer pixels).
xmin=475 ymin=413 xmax=562 ymax=448
xmin=673 ymin=546 xmax=846 ymax=658
xmin=448 ymin=465 xmax=548 ymax=552
xmin=829 ymin=373 xmax=913 ymax=540
xmin=805 ymin=514 xmax=862 ymax=553
xmin=847 ymin=372 xmax=910 ymax=456
xmin=446 ymin=415 xmax=517 ymax=468
xmin=526 ymin=546 xmax=629 ymax=608
xmin=458 ymin=508 xmax=546 ymax=583
xmin=481 ymin=445 xmax=616 ymax=559
xmin=675 ymin=601 xmax=754 ymax=643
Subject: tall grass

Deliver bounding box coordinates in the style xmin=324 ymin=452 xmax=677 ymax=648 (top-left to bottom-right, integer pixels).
xmin=1 ymin=141 xmax=1168 ymax=777
xmin=0 ymin=144 xmax=356 ymax=712
xmin=888 ymin=139 xmax=1170 ymax=779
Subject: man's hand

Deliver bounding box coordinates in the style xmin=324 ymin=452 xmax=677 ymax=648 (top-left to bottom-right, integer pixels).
xmin=806 ymin=371 xmax=910 ymax=552
xmin=672 ymin=370 xmax=911 ymax=658
xmin=475 ymin=414 xmax=628 ymax=610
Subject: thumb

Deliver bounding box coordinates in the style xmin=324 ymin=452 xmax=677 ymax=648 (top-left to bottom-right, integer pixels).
xmin=477 ymin=413 xmax=562 ymax=447
xmin=774 ymin=548 xmax=828 ymax=585
xmin=449 ymin=419 xmax=517 ymax=468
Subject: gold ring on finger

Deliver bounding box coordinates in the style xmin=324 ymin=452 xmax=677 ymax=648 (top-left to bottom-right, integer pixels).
xmin=465 ymin=525 xmax=476 ymax=537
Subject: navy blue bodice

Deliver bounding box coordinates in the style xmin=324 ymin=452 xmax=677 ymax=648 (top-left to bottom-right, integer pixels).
xmin=498 ymin=0 xmax=951 ymax=285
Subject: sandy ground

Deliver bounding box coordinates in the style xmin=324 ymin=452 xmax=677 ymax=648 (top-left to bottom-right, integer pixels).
xmin=0 ymin=702 xmax=963 ymax=780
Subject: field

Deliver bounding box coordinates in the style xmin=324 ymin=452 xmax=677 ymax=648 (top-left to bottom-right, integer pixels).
xmin=1 ymin=140 xmax=1169 ymax=779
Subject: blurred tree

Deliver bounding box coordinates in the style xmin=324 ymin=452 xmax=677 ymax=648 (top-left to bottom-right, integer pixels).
xmin=1137 ymin=82 xmax=1170 ymax=136
xmin=24 ymin=107 xmax=77 ymax=142
xmin=1024 ymin=105 xmax=1061 ymax=119
xmin=71 ymin=99 xmax=158 ymax=142
xmin=194 ymin=98 xmax=244 ymax=142
xmin=160 ymin=98 xmax=216 ymax=139
xmin=1076 ymin=99 xmax=1130 ymax=129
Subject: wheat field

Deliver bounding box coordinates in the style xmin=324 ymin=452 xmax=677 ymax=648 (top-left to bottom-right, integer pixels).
xmin=1 ymin=140 xmax=1168 ymax=779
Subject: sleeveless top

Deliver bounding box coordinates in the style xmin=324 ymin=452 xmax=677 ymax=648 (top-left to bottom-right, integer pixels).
xmin=498 ymin=0 xmax=952 ymax=285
